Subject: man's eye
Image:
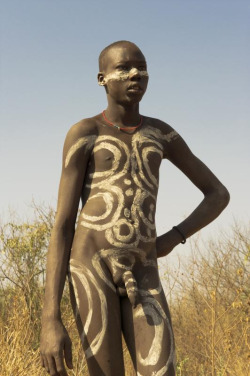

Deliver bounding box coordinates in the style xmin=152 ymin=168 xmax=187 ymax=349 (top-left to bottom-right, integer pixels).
xmin=117 ymin=66 xmax=128 ymax=71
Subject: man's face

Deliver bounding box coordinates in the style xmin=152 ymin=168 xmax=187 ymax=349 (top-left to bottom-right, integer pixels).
xmin=98 ymin=45 xmax=149 ymax=105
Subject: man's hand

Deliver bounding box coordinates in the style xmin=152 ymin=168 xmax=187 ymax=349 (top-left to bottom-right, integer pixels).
xmin=156 ymin=228 xmax=183 ymax=258
xmin=40 ymin=319 xmax=73 ymax=376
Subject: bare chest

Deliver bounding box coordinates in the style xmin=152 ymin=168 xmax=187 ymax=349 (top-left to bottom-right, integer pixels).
xmin=86 ymin=130 xmax=164 ymax=183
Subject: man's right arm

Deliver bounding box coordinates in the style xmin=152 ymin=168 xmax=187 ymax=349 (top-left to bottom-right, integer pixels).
xmin=40 ymin=119 xmax=97 ymax=375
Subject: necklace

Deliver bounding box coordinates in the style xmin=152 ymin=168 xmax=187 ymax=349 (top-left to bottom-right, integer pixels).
xmin=102 ymin=110 xmax=143 ymax=131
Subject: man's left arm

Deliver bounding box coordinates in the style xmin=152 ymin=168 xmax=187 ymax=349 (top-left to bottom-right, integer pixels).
xmin=156 ymin=130 xmax=230 ymax=258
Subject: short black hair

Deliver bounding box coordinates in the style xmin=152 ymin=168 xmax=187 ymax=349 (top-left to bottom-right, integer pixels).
xmin=98 ymin=40 xmax=143 ymax=71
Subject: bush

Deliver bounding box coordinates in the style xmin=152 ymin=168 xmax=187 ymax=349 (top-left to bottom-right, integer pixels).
xmin=0 ymin=206 xmax=248 ymax=375
xmin=166 ymin=223 xmax=249 ymax=376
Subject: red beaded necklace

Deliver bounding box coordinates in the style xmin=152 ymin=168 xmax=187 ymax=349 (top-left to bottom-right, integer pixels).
xmin=102 ymin=110 xmax=143 ymax=131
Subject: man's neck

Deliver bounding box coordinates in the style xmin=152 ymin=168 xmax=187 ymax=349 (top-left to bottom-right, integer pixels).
xmin=104 ymin=103 xmax=141 ymax=127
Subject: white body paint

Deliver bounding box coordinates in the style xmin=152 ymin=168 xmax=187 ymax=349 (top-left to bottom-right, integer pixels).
xmin=65 ymin=135 xmax=96 ymax=168
xmin=66 ymin=123 xmax=178 ymax=371
xmin=69 ymin=259 xmax=108 ymax=359
xmin=98 ymin=68 xmax=149 ymax=85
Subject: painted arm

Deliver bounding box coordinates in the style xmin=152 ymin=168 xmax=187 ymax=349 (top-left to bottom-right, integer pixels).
xmin=40 ymin=120 xmax=96 ymax=375
xmin=156 ymin=129 xmax=230 ymax=258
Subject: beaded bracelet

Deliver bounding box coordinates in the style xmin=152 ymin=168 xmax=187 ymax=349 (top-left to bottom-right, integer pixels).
xmin=172 ymin=226 xmax=186 ymax=244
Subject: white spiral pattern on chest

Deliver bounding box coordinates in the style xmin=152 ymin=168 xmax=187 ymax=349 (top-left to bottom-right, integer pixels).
xmin=78 ymin=129 xmax=166 ymax=247
xmin=65 ymin=128 xmax=179 ymax=248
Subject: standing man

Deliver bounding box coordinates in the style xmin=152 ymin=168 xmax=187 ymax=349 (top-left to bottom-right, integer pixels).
xmin=40 ymin=40 xmax=229 ymax=376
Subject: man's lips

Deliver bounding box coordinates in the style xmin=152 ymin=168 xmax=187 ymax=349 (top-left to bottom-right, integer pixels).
xmin=127 ymin=84 xmax=143 ymax=92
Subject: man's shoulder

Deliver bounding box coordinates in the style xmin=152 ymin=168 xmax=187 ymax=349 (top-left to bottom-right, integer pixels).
xmin=67 ymin=115 xmax=100 ymax=139
xmin=63 ymin=116 xmax=101 ymax=167
xmin=143 ymin=116 xmax=176 ymax=135
xmin=142 ymin=116 xmax=181 ymax=152
xmin=63 ymin=115 xmax=100 ymax=159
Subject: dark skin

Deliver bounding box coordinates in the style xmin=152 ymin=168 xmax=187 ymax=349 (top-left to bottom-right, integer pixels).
xmin=40 ymin=42 xmax=230 ymax=375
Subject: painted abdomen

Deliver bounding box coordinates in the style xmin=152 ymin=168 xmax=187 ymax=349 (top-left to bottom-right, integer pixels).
xmin=79 ymin=131 xmax=163 ymax=248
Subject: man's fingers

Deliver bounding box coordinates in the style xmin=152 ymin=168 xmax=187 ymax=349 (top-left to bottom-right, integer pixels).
xmin=40 ymin=354 xmax=45 ymax=368
xmin=43 ymin=357 xmax=50 ymax=373
xmin=47 ymin=356 xmax=58 ymax=376
xmin=64 ymin=338 xmax=73 ymax=369
xmin=54 ymin=354 xmax=68 ymax=376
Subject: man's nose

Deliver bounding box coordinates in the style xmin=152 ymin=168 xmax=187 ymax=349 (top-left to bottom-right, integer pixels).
xmin=129 ymin=68 xmax=141 ymax=80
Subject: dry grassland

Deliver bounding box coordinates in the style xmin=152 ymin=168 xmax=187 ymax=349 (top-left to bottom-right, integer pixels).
xmin=0 ymin=207 xmax=249 ymax=375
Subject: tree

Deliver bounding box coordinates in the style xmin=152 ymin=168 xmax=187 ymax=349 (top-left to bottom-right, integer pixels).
xmin=0 ymin=204 xmax=54 ymax=322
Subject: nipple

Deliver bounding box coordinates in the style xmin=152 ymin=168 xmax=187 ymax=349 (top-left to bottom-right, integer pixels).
xmin=122 ymin=270 xmax=139 ymax=308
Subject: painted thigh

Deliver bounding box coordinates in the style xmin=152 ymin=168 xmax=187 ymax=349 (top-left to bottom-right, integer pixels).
xmin=68 ymin=258 xmax=125 ymax=376
xmin=121 ymin=290 xmax=176 ymax=376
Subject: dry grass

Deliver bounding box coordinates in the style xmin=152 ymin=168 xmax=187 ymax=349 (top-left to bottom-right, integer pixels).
xmin=165 ymin=223 xmax=249 ymax=376
xmin=0 ymin=209 xmax=249 ymax=375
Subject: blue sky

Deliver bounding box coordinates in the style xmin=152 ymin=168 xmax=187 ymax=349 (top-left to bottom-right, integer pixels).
xmin=1 ymin=1 xmax=249 ymax=258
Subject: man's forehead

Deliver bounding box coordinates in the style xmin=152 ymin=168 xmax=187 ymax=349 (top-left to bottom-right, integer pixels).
xmin=104 ymin=45 xmax=146 ymax=66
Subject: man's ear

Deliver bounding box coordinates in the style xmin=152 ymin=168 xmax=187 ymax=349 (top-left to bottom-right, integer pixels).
xmin=98 ymin=72 xmax=106 ymax=86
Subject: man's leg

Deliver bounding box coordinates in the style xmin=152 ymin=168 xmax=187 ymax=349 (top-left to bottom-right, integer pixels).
xmin=121 ymin=288 xmax=176 ymax=376
xmin=69 ymin=258 xmax=125 ymax=376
